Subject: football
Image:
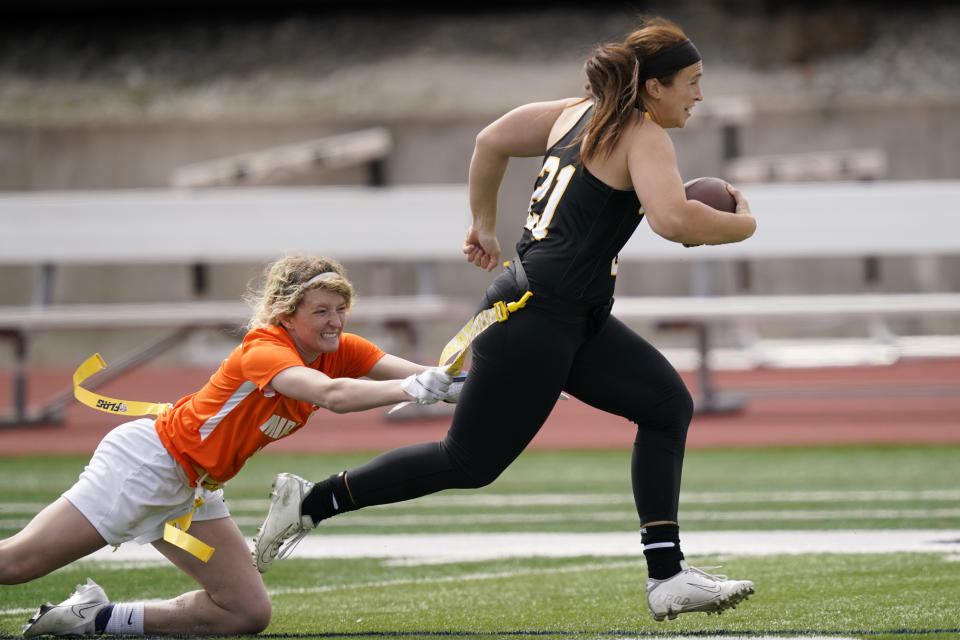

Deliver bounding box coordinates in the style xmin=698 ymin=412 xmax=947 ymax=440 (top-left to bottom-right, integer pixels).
xmin=684 ymin=176 xmax=737 ymax=212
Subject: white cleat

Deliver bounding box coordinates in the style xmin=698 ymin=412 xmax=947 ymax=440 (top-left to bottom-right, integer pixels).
xmin=22 ymin=578 xmax=109 ymax=637
xmin=646 ymin=562 xmax=755 ymax=621
xmin=252 ymin=472 xmax=316 ymax=573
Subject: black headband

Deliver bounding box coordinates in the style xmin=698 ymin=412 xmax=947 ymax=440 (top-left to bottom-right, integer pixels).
xmin=639 ymin=39 xmax=701 ymax=80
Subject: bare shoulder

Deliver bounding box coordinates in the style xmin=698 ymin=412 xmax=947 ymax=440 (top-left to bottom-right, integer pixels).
xmin=627 ymin=113 xmax=671 ymax=145
xmin=546 ymin=98 xmax=593 ymax=148
xmin=481 ymin=97 xmax=590 ymax=158
xmin=623 ymin=114 xmax=676 ymax=162
xmin=506 ymin=97 xmax=584 ymax=121
xmin=540 ymin=96 xmax=588 ymax=111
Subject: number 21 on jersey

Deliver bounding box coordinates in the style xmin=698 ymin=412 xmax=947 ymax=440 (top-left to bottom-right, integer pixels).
xmin=525 ymin=156 xmax=574 ymax=241
xmin=524 ymin=154 xmax=620 ymax=276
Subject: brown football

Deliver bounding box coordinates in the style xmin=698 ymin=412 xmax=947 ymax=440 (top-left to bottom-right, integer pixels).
xmin=684 ymin=176 xmax=736 ymax=212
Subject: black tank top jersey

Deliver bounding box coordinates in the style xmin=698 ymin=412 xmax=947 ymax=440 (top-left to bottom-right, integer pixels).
xmin=515 ymin=106 xmax=643 ymax=307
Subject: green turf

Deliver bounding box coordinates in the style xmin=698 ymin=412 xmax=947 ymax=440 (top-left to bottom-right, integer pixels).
xmin=3 ymin=446 xmax=959 ymax=537
xmin=2 ymin=445 xmax=959 ymax=639
xmin=2 ymin=553 xmax=958 ymax=638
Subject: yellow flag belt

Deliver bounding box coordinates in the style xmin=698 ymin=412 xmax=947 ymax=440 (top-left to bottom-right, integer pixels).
xmin=162 ymin=492 xmax=215 ymax=563
xmin=72 ymin=353 xmax=214 ymax=562
xmin=438 ymin=291 xmax=533 ymax=376
xmin=388 ymin=287 xmax=533 ymax=415
xmin=73 ymin=353 xmax=173 ymax=417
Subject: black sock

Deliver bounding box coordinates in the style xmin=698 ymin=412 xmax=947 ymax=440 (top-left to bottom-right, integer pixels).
xmin=641 ymin=523 xmax=685 ymax=580
xmin=93 ymin=604 xmax=114 ymax=634
xmin=301 ymin=471 xmax=359 ymax=525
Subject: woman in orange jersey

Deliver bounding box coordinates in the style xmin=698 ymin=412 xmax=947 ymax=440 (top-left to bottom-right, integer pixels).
xmin=2 ymin=254 xmax=454 ymax=637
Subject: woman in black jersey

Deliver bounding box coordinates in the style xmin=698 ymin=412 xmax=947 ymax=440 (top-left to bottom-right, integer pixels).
xmin=256 ymin=16 xmax=758 ymax=622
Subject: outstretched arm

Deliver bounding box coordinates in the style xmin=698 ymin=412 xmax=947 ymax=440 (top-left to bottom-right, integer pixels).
xmin=364 ymin=353 xmax=429 ymax=380
xmin=269 ymin=359 xmax=450 ymax=414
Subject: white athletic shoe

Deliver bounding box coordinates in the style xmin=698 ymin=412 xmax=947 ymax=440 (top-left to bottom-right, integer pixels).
xmin=22 ymin=578 xmax=109 ymax=637
xmin=646 ymin=562 xmax=755 ymax=621
xmin=252 ymin=472 xmax=316 ymax=573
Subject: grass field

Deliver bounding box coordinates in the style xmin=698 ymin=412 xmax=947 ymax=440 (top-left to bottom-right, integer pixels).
xmin=2 ymin=445 xmax=959 ymax=639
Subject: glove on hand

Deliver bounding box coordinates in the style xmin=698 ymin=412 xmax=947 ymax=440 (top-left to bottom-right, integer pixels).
xmin=401 ymin=367 xmax=453 ymax=405
xmin=443 ymin=372 xmax=467 ymax=404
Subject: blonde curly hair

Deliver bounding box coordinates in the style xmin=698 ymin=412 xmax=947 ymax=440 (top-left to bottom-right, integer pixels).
xmin=246 ymin=255 xmax=354 ymax=330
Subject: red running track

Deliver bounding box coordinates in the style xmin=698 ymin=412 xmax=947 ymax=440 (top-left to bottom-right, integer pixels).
xmin=1 ymin=357 xmax=958 ymax=456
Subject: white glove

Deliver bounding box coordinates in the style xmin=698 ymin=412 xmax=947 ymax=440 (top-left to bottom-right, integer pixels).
xmin=401 ymin=368 xmax=453 ymax=405
xmin=443 ymin=373 xmax=467 ymax=404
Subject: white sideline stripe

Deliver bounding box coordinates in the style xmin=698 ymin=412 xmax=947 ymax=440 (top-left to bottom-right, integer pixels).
xmin=229 ymin=506 xmax=960 ymax=527
xmin=2 ymin=534 xmax=952 ymax=615
xmin=5 ymin=506 xmax=960 ymax=530
xmin=267 ymin=559 xmax=646 ymax=595
xmin=208 ymin=487 xmax=960 ymax=510
xmin=5 ymin=488 xmax=960 ymax=514
xmin=400 ymin=488 xmax=960 ymax=505
xmin=74 ymin=529 xmax=960 ymax=564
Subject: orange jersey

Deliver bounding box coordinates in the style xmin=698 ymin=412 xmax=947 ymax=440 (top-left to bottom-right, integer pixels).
xmin=155 ymin=325 xmax=385 ymax=486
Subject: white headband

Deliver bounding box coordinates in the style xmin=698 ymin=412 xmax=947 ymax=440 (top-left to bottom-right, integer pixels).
xmin=303 ymin=272 xmax=340 ymax=288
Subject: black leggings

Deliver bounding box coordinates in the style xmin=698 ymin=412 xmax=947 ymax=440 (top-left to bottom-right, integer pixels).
xmin=347 ymin=284 xmax=693 ymax=525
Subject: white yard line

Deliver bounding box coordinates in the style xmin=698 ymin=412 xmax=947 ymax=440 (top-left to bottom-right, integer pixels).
xmin=177 ymin=487 xmax=960 ymax=510
xmin=226 ymin=507 xmax=960 ymax=528
xmin=5 ymin=507 xmax=960 ymax=532
xmin=2 ymin=531 xmax=954 ymax=636
xmin=378 ymin=488 xmax=960 ymax=506
xmin=8 ymin=488 xmax=956 ymax=514
xmin=267 ymin=559 xmax=648 ymax=596
xmin=74 ymin=529 xmax=960 ymax=564
xmin=5 ymin=488 xmax=960 ymax=517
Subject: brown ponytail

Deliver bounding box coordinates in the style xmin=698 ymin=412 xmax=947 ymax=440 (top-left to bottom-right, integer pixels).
xmin=580 ymin=16 xmax=689 ymax=164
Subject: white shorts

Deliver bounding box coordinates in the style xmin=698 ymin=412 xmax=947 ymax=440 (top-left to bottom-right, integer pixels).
xmin=63 ymin=418 xmax=230 ymax=546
